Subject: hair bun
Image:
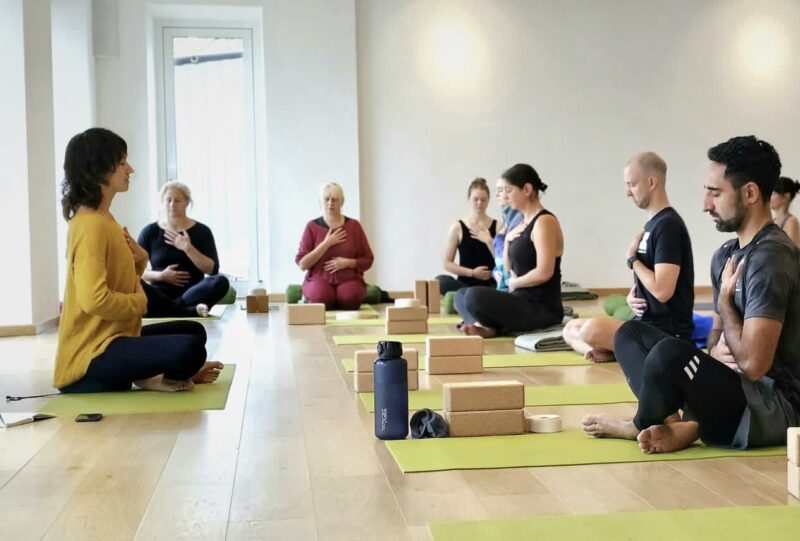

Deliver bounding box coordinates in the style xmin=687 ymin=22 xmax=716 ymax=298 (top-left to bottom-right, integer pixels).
xmin=539 ymin=182 xmax=548 ymax=193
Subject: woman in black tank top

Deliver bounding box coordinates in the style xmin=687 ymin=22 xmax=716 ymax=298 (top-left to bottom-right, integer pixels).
xmin=455 ymin=164 xmax=564 ymax=337
xmin=771 ymin=176 xmax=800 ymax=246
xmin=436 ymin=178 xmax=498 ymax=294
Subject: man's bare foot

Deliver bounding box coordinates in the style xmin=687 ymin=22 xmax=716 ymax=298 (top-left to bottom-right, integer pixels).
xmin=134 ymin=375 xmax=194 ymax=392
xmin=582 ymin=414 xmax=639 ymax=439
xmin=584 ymin=348 xmax=615 ymax=363
xmin=192 ymin=361 xmax=224 ymax=384
xmin=637 ymin=421 xmax=699 ymax=454
xmin=461 ymin=323 xmax=497 ymax=338
xmin=196 ymin=303 xmax=210 ymax=317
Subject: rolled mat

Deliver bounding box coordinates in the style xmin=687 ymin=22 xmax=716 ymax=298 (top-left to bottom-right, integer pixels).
xmin=385 ymin=429 xmax=785 ymax=473
xmin=358 ymin=383 xmax=636 ymax=412
xmin=332 ymin=334 xmax=514 ymax=345
xmin=340 ymin=351 xmax=596 ymax=372
xmin=428 ymin=505 xmax=800 ymax=541
xmin=38 ymin=365 xmax=236 ymax=416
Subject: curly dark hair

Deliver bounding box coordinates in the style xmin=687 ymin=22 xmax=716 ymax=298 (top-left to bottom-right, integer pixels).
xmin=61 ymin=128 xmax=127 ymax=220
xmin=774 ymin=176 xmax=800 ymax=201
xmin=501 ymin=163 xmax=548 ymax=193
xmin=707 ymin=135 xmax=781 ymax=204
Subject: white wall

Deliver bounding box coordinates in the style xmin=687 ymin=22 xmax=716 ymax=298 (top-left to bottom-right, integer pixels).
xmin=51 ymin=0 xmax=96 ymax=297
xmin=24 ymin=0 xmax=60 ymax=324
xmin=0 ymin=0 xmax=34 ymax=325
xmin=357 ymin=0 xmax=800 ymax=290
xmin=91 ymin=0 xmax=360 ymax=292
xmin=0 ymin=0 xmax=63 ymax=328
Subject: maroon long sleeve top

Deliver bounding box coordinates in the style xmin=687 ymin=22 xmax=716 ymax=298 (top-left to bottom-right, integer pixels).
xmin=295 ymin=217 xmax=374 ymax=285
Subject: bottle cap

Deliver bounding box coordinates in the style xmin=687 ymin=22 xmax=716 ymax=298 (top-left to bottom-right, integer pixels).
xmin=377 ymin=340 xmax=403 ymax=359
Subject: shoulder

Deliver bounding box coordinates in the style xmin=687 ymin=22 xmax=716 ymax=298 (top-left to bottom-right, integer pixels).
xmin=651 ymin=209 xmax=687 ymax=235
xmin=190 ymin=221 xmax=213 ymax=235
xmin=749 ymin=234 xmax=798 ymax=267
xmin=70 ymin=212 xmax=109 ymax=235
xmin=533 ymin=211 xmax=560 ymax=229
xmin=309 ymin=217 xmax=326 ymax=229
xmin=139 ymin=221 xmax=160 ymax=236
xmin=711 ymin=239 xmax=736 ymax=268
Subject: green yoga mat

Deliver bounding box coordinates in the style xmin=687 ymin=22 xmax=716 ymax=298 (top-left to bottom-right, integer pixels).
xmin=325 ymin=305 xmax=379 ymax=320
xmin=428 ymin=505 xmax=800 ymax=541
xmin=332 ymin=334 xmax=514 ymax=346
xmin=340 ymin=351 xmax=594 ymax=372
xmin=358 ymin=383 xmax=635 ymax=412
xmin=327 ymin=315 xmax=463 ymax=328
xmin=385 ymin=429 xmax=785 ymax=473
xmin=38 ymin=365 xmax=236 ymax=416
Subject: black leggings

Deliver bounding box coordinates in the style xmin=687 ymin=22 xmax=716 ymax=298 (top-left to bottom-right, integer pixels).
xmin=143 ymin=275 xmax=229 ymax=317
xmin=436 ymin=274 xmax=496 ymax=295
xmin=614 ymin=320 xmax=747 ymax=446
xmin=60 ymin=321 xmax=208 ymax=393
xmin=454 ymin=286 xmax=562 ymax=335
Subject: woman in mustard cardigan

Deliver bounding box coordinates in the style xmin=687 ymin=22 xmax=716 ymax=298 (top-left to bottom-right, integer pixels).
xmin=54 ymin=128 xmax=223 ymax=393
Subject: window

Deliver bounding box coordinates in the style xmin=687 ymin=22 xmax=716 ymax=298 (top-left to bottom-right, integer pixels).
xmin=159 ymin=27 xmax=259 ymax=285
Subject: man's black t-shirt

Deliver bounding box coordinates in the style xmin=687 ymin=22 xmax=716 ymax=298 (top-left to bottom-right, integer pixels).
xmin=633 ymin=207 xmax=695 ymax=338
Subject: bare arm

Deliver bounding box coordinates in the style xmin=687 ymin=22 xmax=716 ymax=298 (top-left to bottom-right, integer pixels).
xmin=626 ymin=230 xmax=680 ymax=303
xmin=164 ymin=229 xmax=215 ymax=274
xmin=631 ymin=262 xmax=680 ymax=303
xmin=443 ymin=222 xmax=472 ymax=277
xmin=784 ymin=216 xmax=800 ymax=246
xmin=717 ymin=258 xmax=781 ymax=380
xmin=510 ymin=215 xmax=560 ymax=289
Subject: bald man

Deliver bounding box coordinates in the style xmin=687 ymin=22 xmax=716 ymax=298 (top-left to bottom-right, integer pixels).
xmin=563 ymin=152 xmax=695 ymax=361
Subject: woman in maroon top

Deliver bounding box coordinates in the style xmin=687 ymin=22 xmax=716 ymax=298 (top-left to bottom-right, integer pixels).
xmin=295 ymin=183 xmax=374 ymax=309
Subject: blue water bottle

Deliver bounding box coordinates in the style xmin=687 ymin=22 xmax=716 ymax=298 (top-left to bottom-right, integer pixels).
xmin=373 ymin=340 xmax=409 ymax=440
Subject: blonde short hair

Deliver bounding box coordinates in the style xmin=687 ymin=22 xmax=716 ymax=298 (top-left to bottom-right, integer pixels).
xmin=160 ymin=180 xmax=192 ymax=204
xmin=319 ymin=182 xmax=344 ymax=201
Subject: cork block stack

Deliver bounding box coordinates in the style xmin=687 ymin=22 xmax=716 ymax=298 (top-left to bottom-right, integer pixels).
xmin=353 ymin=348 xmax=419 ymax=392
xmin=442 ymin=380 xmax=525 ymax=437
xmin=385 ymin=305 xmax=428 ymax=335
xmin=788 ymin=427 xmax=800 ymax=499
xmin=425 ymin=336 xmax=483 ymax=375
xmin=246 ymin=288 xmax=269 ymax=313
xmin=413 ymin=279 xmax=442 ymax=315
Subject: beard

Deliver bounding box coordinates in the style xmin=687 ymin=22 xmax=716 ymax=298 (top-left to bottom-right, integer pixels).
xmin=712 ymin=195 xmax=746 ymax=232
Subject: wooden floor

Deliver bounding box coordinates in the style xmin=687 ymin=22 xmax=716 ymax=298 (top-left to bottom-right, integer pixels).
xmin=0 ymin=297 xmax=795 ymax=540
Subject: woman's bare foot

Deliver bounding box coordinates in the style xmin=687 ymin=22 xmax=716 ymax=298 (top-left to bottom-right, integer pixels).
xmin=582 ymin=414 xmax=639 ymax=439
xmin=461 ymin=323 xmax=497 ymax=338
xmin=196 ymin=303 xmax=210 ymax=317
xmin=192 ymin=361 xmax=224 ymax=384
xmin=584 ymin=348 xmax=615 ymax=363
xmin=134 ymin=375 xmax=194 ymax=392
xmin=637 ymin=421 xmax=699 ymax=454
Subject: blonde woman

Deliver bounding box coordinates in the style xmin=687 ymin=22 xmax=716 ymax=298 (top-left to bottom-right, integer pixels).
xmin=137 ymin=181 xmax=229 ymax=317
xmin=295 ymin=183 xmax=374 ymax=309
